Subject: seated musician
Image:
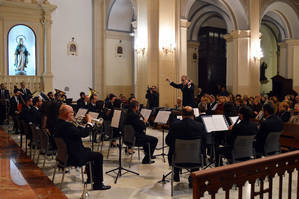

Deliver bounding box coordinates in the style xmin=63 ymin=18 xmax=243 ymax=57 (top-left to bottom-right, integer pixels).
xmin=76 ymin=92 xmax=86 ymax=109
xmin=125 ymin=101 xmax=158 ymax=164
xmin=165 ymin=106 xmax=205 ymax=185
xmin=20 ymin=96 xmax=33 ymax=123
xmin=215 ymin=106 xmax=257 ymax=166
xmin=30 ymin=96 xmax=43 ymax=127
xmin=88 ymin=94 xmax=98 ymax=113
xmin=54 ymin=104 xmax=111 ymax=190
xmin=255 ymin=103 xmax=283 ymax=155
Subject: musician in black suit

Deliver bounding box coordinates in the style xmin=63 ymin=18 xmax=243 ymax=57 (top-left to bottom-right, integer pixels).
xmin=0 ymin=83 xmax=10 ymax=124
xmin=215 ymin=106 xmax=257 ymax=166
xmin=30 ymin=96 xmax=42 ymax=127
xmin=88 ymin=94 xmax=98 ymax=113
xmin=19 ymin=96 xmax=33 ymax=123
xmin=166 ymin=75 xmax=195 ymax=107
xmin=10 ymin=89 xmax=21 ymax=133
xmin=125 ymin=101 xmax=158 ymax=164
xmin=165 ymin=106 xmax=205 ymax=183
xmin=255 ymin=103 xmax=283 ymax=154
xmin=77 ymin=92 xmax=86 ymax=110
xmin=54 ymin=104 xmax=110 ymax=190
xmin=20 ymin=82 xmax=32 ymax=99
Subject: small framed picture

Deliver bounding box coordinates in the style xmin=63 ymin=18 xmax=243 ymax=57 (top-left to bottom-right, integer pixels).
xmin=67 ymin=37 xmax=78 ymax=56
xmin=116 ymin=40 xmax=124 ymax=58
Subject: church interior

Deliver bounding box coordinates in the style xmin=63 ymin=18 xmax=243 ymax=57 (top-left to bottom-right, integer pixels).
xmin=0 ymin=0 xmax=299 ymax=198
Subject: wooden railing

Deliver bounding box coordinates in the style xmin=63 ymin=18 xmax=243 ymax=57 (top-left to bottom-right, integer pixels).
xmin=192 ymin=151 xmax=299 ymax=199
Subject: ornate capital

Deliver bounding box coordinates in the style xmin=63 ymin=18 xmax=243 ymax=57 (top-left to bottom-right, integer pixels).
xmin=224 ymin=30 xmax=251 ymax=42
xmin=180 ymin=19 xmax=191 ymax=28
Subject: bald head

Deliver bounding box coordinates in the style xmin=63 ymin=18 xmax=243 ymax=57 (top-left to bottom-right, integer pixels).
xmin=59 ymin=104 xmax=74 ymax=121
xmin=182 ymin=106 xmax=194 ymax=119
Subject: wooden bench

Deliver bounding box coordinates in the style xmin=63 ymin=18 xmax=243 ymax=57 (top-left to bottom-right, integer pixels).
xmin=280 ymin=123 xmax=299 ymax=151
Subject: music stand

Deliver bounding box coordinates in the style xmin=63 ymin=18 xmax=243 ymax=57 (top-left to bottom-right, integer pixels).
xmin=154 ymin=110 xmax=171 ymax=163
xmin=201 ymin=115 xmax=229 ymax=169
xmin=105 ymin=109 xmax=139 ymax=184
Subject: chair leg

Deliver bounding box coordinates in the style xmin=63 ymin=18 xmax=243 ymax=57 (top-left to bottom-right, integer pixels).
xmin=60 ymin=168 xmax=66 ymax=188
xmin=52 ymin=163 xmax=58 ymax=182
xmin=81 ymin=167 xmax=84 ymax=184
xmin=129 ymin=152 xmax=133 ymax=168
xmin=89 ymin=162 xmax=93 ymax=186
xmin=36 ymin=151 xmax=40 ymax=165
xmin=171 ymin=166 xmax=174 ymax=196
xmin=43 ymin=154 xmax=47 ymax=168
xmin=138 ymin=148 xmax=140 ymax=160
xmin=107 ymin=141 xmax=112 ymax=159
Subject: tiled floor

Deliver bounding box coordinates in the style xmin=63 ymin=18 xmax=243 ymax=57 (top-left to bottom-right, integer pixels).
xmin=2 ymin=123 xmax=298 ymax=199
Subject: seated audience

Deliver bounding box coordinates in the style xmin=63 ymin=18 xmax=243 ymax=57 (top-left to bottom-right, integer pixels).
xmin=277 ymin=101 xmax=291 ymax=122
xmin=290 ymin=103 xmax=299 ymax=124
xmin=30 ymin=96 xmax=42 ymax=127
xmin=54 ymin=104 xmax=111 ymax=190
xmin=125 ymin=101 xmax=158 ymax=164
xmin=20 ymin=96 xmax=33 ymax=123
xmin=165 ymin=106 xmax=205 ymax=186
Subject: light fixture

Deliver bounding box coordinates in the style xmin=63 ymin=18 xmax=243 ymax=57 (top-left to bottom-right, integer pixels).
xmin=253 ymin=47 xmax=264 ymax=61
xmin=161 ymin=43 xmax=176 ymax=55
xmin=135 ymin=48 xmax=146 ymax=55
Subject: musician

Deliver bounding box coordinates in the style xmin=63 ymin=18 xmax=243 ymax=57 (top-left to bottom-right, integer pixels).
xmin=88 ymin=94 xmax=98 ymax=113
xmin=166 ymin=75 xmax=195 ymax=107
xmin=54 ymin=104 xmax=111 ymax=190
xmin=20 ymin=82 xmax=32 ymax=99
xmin=165 ymin=106 xmax=205 ymax=185
xmin=0 ymin=83 xmax=10 ymax=124
xmin=19 ymin=96 xmax=33 ymax=123
xmin=77 ymin=92 xmax=86 ymax=109
xmin=47 ymin=91 xmax=55 ymax=101
xmin=255 ymin=103 xmax=283 ymax=154
xmin=9 ymin=89 xmax=21 ymax=133
xmin=215 ymin=106 xmax=257 ymax=166
xmin=105 ymin=93 xmax=116 ymax=109
xmin=30 ymin=96 xmax=42 ymax=127
xmin=145 ymin=86 xmax=159 ymax=109
xmin=125 ymin=101 xmax=158 ymax=164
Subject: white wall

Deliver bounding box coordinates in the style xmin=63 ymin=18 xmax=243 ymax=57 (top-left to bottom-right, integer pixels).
xmin=50 ymin=0 xmax=92 ymax=100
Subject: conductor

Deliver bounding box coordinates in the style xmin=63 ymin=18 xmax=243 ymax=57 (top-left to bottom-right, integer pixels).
xmin=166 ymin=75 xmax=195 ymax=107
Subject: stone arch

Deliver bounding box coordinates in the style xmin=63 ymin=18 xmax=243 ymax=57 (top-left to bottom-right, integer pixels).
xmin=106 ymin=0 xmax=135 ymax=32
xmin=184 ymin=0 xmax=249 ymax=31
xmin=261 ymin=0 xmax=299 ymax=39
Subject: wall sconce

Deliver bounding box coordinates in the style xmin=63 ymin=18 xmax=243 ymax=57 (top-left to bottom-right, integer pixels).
xmin=253 ymin=47 xmax=264 ymax=61
xmin=161 ymin=43 xmax=176 ymax=55
xmin=136 ymin=48 xmax=146 ymax=56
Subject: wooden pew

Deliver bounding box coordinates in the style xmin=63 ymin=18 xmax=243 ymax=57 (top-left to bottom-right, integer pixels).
xmin=280 ymin=123 xmax=299 ymax=151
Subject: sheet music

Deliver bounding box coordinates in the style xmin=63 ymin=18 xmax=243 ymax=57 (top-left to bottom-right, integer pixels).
xmin=202 ymin=115 xmax=228 ymax=133
xmin=111 ymin=110 xmax=122 ymax=128
xmin=212 ymin=115 xmax=229 ymax=131
xmin=202 ymin=116 xmax=215 ymax=133
xmin=229 ymin=116 xmax=239 ymax=125
xmin=75 ymin=108 xmax=88 ymax=119
xmin=177 ymin=116 xmax=183 ymax=120
xmin=89 ymin=112 xmax=99 ymax=119
xmin=154 ymin=111 xmax=171 ymax=124
xmin=140 ymin=109 xmax=152 ymax=121
xmin=193 ymin=108 xmax=200 ymax=117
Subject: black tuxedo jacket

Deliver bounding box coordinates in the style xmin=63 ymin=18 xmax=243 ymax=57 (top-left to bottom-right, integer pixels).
xmin=166 ymin=118 xmax=205 ymax=157
xmin=9 ymin=96 xmax=19 ymax=116
xmin=228 ymin=120 xmax=257 ymax=145
xmin=87 ymin=103 xmax=97 ymax=113
xmin=77 ymin=98 xmax=85 ymax=109
xmin=170 ymin=82 xmax=195 ymax=107
xmin=20 ymin=105 xmax=32 ymax=123
xmin=30 ymin=107 xmax=41 ymax=126
xmin=20 ymin=88 xmax=32 ymax=98
xmin=0 ymin=89 xmax=10 ymax=100
xmin=255 ymin=114 xmax=283 ymax=152
xmin=54 ymin=119 xmax=93 ymax=166
xmin=125 ymin=110 xmax=146 ymax=137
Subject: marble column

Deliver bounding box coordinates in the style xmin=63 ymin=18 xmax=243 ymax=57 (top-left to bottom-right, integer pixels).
xmin=92 ymin=0 xmax=105 ymax=99
xmin=279 ymin=40 xmax=299 ymax=93
xmin=224 ymin=30 xmax=251 ymax=95
xmin=248 ymin=0 xmax=261 ymax=96
xmin=187 ymin=41 xmax=199 ymax=88
xmin=179 ymin=19 xmax=191 ymax=78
